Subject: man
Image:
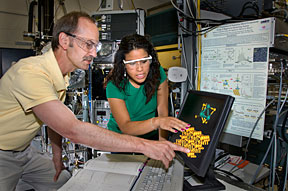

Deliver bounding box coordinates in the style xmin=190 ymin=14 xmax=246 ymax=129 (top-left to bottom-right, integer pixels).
xmin=0 ymin=12 xmax=189 ymax=191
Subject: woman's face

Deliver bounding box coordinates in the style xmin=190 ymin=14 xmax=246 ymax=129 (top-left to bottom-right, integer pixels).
xmin=124 ymin=48 xmax=151 ymax=88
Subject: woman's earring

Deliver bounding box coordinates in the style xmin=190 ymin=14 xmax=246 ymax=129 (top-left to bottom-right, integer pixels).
xmin=124 ymin=69 xmax=127 ymax=77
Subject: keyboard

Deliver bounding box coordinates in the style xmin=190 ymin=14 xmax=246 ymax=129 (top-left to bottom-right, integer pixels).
xmin=130 ymin=156 xmax=184 ymax=191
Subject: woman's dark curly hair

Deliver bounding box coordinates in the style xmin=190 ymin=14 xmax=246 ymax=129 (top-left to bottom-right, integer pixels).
xmin=105 ymin=34 xmax=161 ymax=104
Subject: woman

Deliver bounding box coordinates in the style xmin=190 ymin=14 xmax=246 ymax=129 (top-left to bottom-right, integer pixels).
xmin=105 ymin=34 xmax=189 ymax=140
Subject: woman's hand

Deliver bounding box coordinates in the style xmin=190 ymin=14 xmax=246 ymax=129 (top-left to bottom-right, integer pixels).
xmin=154 ymin=117 xmax=190 ymax=133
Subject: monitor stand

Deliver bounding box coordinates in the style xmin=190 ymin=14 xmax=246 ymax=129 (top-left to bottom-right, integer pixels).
xmin=183 ymin=165 xmax=225 ymax=191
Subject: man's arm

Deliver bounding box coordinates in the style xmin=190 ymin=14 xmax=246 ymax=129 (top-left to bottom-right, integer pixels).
xmin=47 ymin=127 xmax=65 ymax=181
xmin=32 ymin=100 xmax=190 ymax=168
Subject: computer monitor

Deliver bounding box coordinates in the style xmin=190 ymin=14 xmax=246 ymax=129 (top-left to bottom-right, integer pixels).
xmin=169 ymin=90 xmax=234 ymax=190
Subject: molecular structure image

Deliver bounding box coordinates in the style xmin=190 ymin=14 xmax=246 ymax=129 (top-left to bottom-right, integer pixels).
xmin=195 ymin=103 xmax=216 ymax=124
xmin=175 ymin=127 xmax=210 ymax=158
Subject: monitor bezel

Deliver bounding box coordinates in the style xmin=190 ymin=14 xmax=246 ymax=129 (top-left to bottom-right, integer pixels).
xmin=169 ymin=90 xmax=234 ymax=177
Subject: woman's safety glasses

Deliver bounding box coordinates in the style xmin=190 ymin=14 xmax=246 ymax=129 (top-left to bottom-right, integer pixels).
xmin=123 ymin=56 xmax=152 ymax=67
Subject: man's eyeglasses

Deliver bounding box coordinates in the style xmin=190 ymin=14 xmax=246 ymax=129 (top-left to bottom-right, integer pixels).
xmin=123 ymin=56 xmax=152 ymax=67
xmin=64 ymin=32 xmax=102 ymax=53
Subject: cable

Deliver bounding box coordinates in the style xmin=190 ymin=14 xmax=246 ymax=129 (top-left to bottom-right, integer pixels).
xmin=96 ymin=0 xmax=105 ymax=12
xmin=249 ymin=98 xmax=283 ymax=186
xmin=172 ymin=0 xmax=252 ymax=25
xmin=172 ymin=0 xmax=245 ymax=39
xmin=77 ymin=0 xmax=82 ymax=12
xmin=180 ymin=33 xmax=194 ymax=89
xmin=275 ymin=169 xmax=281 ymax=189
xmin=280 ymin=87 xmax=288 ymax=113
xmin=238 ymin=1 xmax=260 ymax=17
xmin=185 ymin=0 xmax=195 ymax=19
xmin=254 ymin=61 xmax=284 ymax=189
xmin=117 ymin=0 xmax=123 ymax=10
xmin=172 ymin=0 xmax=211 ymax=24
xmin=175 ymin=3 xmax=219 ymax=36
xmin=271 ymin=9 xmax=288 ymax=21
xmin=270 ymin=61 xmax=284 ymax=191
xmin=200 ymin=0 xmax=234 ymax=18
xmin=282 ymin=152 xmax=288 ymax=191
xmin=229 ymin=98 xmax=275 ymax=174
xmin=280 ymin=60 xmax=288 ymax=114
xmin=280 ymin=106 xmax=288 ymax=144
xmin=249 ymin=132 xmax=274 ymax=184
xmin=25 ymin=0 xmax=30 ymax=13
xmin=170 ymin=92 xmax=175 ymax=117
xmin=177 ymin=15 xmax=219 ymax=36
xmin=171 ymin=0 xmax=193 ymax=20
xmin=51 ymin=0 xmax=67 ymax=33
xmin=131 ymin=0 xmax=136 ymax=10
xmin=54 ymin=0 xmax=67 ymax=16
xmin=214 ymin=168 xmax=244 ymax=183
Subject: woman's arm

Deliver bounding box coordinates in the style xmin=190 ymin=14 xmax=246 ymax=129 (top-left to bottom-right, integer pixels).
xmin=108 ymin=98 xmax=156 ymax=135
xmin=156 ymin=80 xmax=169 ymax=140
xmin=108 ymin=80 xmax=189 ymax=136
xmin=32 ymin=100 xmax=190 ymax=168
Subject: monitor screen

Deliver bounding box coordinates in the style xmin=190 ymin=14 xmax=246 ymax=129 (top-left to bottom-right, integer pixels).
xmin=169 ymin=90 xmax=234 ymax=177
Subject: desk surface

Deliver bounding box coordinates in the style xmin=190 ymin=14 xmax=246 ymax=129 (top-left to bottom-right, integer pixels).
xmin=59 ymin=154 xmax=266 ymax=191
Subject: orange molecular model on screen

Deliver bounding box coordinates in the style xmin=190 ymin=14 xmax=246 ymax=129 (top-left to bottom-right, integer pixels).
xmin=175 ymin=127 xmax=210 ymax=158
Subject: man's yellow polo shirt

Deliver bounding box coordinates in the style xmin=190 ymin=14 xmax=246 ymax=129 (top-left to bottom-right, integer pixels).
xmin=0 ymin=49 xmax=69 ymax=151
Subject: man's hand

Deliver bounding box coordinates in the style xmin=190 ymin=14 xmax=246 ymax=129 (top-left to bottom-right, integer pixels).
xmin=32 ymin=101 xmax=189 ymax=169
xmin=141 ymin=140 xmax=190 ymax=168
xmin=52 ymin=155 xmax=65 ymax=182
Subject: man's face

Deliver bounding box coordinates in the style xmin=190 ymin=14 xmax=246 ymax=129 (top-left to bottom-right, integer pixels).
xmin=66 ymin=17 xmax=100 ymax=71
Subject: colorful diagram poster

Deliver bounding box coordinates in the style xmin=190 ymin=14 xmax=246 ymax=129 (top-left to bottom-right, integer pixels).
xmin=200 ymin=18 xmax=275 ymax=140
